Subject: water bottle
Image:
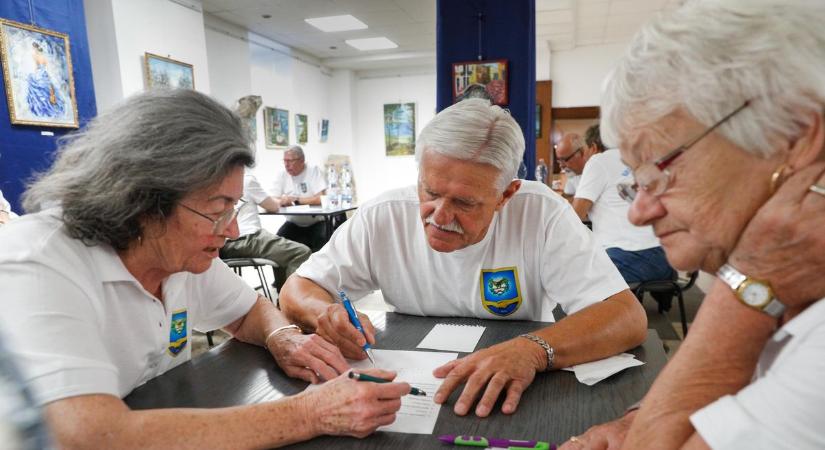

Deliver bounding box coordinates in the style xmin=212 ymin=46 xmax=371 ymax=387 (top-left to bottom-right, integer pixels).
xmin=327 ymin=165 xmax=340 ymax=208
xmin=340 ymin=163 xmax=353 ymax=207
xmin=535 ymin=158 xmax=549 ymax=185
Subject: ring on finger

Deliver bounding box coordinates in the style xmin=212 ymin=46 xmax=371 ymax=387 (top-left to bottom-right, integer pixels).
xmin=809 ymin=184 xmax=825 ymax=197
xmin=569 ymin=436 xmax=581 ymax=443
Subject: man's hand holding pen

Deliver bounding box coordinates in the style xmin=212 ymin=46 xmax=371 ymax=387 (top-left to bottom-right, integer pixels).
xmin=316 ymin=302 xmax=377 ymax=360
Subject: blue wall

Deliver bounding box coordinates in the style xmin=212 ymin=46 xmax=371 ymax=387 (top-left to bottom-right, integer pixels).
xmin=0 ymin=0 xmax=97 ymax=212
xmin=436 ymin=0 xmax=536 ymax=179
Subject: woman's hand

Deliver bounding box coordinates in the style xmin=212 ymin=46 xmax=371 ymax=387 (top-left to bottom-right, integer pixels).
xmin=300 ymin=369 xmax=410 ymax=438
xmin=558 ymin=410 xmax=637 ymax=450
xmin=268 ymin=329 xmax=350 ymax=383
xmin=728 ymin=162 xmax=825 ymax=308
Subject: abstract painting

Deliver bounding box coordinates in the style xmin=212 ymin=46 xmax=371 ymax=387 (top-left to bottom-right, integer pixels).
xmin=384 ymin=102 xmax=415 ymax=157
xmin=264 ymin=107 xmax=289 ymax=148
xmin=144 ymin=52 xmax=194 ymax=90
xmin=452 ymin=59 xmax=508 ymax=105
xmin=319 ymin=118 xmax=329 ymax=143
xmin=295 ymin=113 xmax=307 ymax=144
xmin=0 ymin=19 xmax=78 ymax=127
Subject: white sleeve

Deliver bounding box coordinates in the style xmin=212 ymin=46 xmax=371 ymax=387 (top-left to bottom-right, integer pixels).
xmin=0 ymin=262 xmax=120 ymax=405
xmin=690 ymin=327 xmax=825 ymax=450
xmin=563 ymin=175 xmax=579 ymax=196
xmin=541 ymin=204 xmax=628 ymax=314
xmin=295 ymin=208 xmax=378 ymax=301
xmin=269 ymin=172 xmax=285 ymax=197
xmin=574 ymin=157 xmax=607 ymax=202
xmin=308 ymin=166 xmax=327 ymax=195
xmin=191 ymin=259 xmax=258 ymax=332
xmin=243 ymin=172 xmax=270 ymax=205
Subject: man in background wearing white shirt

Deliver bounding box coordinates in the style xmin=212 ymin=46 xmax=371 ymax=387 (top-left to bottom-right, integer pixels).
xmin=270 ymin=145 xmax=328 ymax=251
xmin=220 ymin=170 xmax=311 ymax=292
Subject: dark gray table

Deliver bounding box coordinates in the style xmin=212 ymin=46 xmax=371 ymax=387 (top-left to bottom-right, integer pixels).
xmin=125 ymin=312 xmax=666 ymax=449
xmin=261 ymin=205 xmax=357 ymax=241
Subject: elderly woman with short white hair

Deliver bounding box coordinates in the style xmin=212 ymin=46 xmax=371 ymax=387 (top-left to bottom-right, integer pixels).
xmin=0 ymin=89 xmax=409 ymax=449
xmin=560 ymin=1 xmax=825 ymax=449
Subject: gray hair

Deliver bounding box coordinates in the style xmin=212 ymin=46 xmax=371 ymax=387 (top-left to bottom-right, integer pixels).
xmin=23 ymin=89 xmax=254 ymax=250
xmin=601 ymin=0 xmax=825 ymax=158
xmin=286 ymin=145 xmax=305 ymax=160
xmin=416 ymin=98 xmax=524 ymax=191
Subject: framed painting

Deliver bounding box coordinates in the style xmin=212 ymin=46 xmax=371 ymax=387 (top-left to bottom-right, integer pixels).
xmin=144 ymin=52 xmax=194 ymax=90
xmin=452 ymin=59 xmax=508 ymax=105
xmin=295 ymin=113 xmax=307 ymax=144
xmin=264 ymin=107 xmax=289 ymax=148
xmin=319 ymin=119 xmax=329 ymax=143
xmin=535 ymin=103 xmax=541 ymax=138
xmin=0 ymin=19 xmax=78 ymax=128
xmin=384 ymin=102 xmax=415 ymax=157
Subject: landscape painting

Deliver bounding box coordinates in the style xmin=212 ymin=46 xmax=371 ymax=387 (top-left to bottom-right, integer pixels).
xmin=384 ymin=102 xmax=415 ymax=157
xmin=295 ymin=113 xmax=307 ymax=144
xmin=144 ymin=52 xmax=194 ymax=90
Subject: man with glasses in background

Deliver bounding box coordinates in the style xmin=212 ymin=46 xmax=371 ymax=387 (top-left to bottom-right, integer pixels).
xmin=271 ymin=145 xmax=329 ymax=251
xmin=554 ymin=132 xmax=600 ymax=199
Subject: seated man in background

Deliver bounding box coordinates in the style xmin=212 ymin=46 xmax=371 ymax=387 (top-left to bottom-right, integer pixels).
xmin=281 ymin=98 xmax=647 ymax=418
xmin=556 ymin=131 xmax=604 ymax=200
xmin=571 ymin=123 xmax=675 ymax=287
xmin=271 ymin=145 xmax=328 ymax=251
xmin=220 ymin=169 xmax=312 ymax=292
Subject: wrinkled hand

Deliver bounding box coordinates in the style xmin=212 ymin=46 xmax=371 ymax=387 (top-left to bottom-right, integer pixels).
xmin=268 ymin=329 xmax=349 ymax=383
xmin=432 ymin=338 xmax=544 ymax=417
xmin=316 ymin=303 xmax=376 ymax=360
xmin=558 ymin=411 xmax=637 ymax=450
xmin=302 ymin=369 xmax=409 ymax=438
xmin=728 ymin=162 xmax=825 ymax=307
xmin=280 ymin=195 xmax=297 ymax=206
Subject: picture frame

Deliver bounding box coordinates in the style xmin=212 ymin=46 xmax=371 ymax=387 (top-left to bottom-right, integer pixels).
xmin=295 ymin=113 xmax=308 ymax=145
xmin=384 ymin=102 xmax=416 ymax=157
xmin=143 ymin=52 xmax=194 ymax=90
xmin=264 ymin=107 xmax=289 ymax=148
xmin=318 ymin=118 xmax=329 ymax=143
xmin=452 ymin=59 xmax=508 ymax=105
xmin=0 ymin=19 xmax=78 ymax=128
xmin=535 ymin=103 xmax=541 ymax=138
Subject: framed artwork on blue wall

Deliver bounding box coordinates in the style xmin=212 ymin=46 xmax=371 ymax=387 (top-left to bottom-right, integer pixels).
xmin=0 ymin=19 xmax=79 ymax=128
xmin=143 ymin=52 xmax=194 ymax=90
xmin=452 ymin=59 xmax=508 ymax=106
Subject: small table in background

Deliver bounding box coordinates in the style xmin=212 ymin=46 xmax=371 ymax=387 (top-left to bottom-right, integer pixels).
xmin=261 ymin=204 xmax=357 ymax=242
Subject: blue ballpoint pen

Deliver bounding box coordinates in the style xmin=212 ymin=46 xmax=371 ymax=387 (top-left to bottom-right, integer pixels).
xmin=338 ymin=290 xmax=376 ymax=365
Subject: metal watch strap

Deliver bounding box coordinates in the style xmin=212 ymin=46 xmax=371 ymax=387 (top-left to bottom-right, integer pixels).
xmin=519 ymin=333 xmax=555 ymax=372
xmin=717 ymin=263 xmax=786 ymax=318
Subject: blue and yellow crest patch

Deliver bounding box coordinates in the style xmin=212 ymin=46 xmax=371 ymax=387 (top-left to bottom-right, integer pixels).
xmin=167 ymin=309 xmax=188 ymax=356
xmin=479 ymin=267 xmax=522 ymax=316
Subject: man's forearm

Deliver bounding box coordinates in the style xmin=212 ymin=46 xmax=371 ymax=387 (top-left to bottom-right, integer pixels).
xmin=533 ymin=289 xmax=647 ymax=369
xmin=280 ymin=276 xmax=336 ymax=331
xmin=623 ymin=280 xmax=776 ymax=449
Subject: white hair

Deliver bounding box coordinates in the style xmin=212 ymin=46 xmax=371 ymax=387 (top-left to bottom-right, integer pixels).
xmin=601 ymin=0 xmax=825 ymax=158
xmin=416 ymin=98 xmax=525 ymax=191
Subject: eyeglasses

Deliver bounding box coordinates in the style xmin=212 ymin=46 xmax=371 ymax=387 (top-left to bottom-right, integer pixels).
xmin=283 ymin=158 xmax=302 ymax=164
xmin=557 ymin=147 xmax=583 ymax=163
xmin=179 ymin=199 xmax=246 ymax=234
xmin=617 ymin=100 xmax=750 ymax=203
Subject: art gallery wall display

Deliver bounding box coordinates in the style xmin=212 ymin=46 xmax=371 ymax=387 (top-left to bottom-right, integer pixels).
xmin=0 ymin=19 xmax=78 ymax=128
xmin=264 ymin=106 xmax=289 ymax=148
xmin=144 ymin=52 xmax=194 ymax=90
xmin=295 ymin=113 xmax=307 ymax=145
xmin=318 ymin=118 xmax=329 ymax=143
xmin=383 ymin=102 xmax=415 ymax=157
xmin=452 ymin=59 xmax=508 ymax=105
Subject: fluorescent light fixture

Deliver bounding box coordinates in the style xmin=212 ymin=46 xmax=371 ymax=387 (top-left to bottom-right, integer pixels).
xmin=305 ymin=15 xmax=367 ymax=32
xmin=345 ymin=37 xmax=398 ymax=51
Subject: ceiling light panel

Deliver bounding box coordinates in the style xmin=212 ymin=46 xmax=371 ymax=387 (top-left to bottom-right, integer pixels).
xmin=305 ymin=14 xmax=368 ymax=32
xmin=345 ymin=37 xmax=398 ymax=51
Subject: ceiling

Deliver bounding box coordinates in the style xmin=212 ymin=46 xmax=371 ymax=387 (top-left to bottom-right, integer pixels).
xmin=201 ymin=0 xmax=684 ymax=71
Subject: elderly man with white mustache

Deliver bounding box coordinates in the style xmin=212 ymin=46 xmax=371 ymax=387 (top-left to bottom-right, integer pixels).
xmin=280 ymin=98 xmax=646 ymax=418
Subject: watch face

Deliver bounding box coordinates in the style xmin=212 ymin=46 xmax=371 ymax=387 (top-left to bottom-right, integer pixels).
xmin=741 ymin=282 xmax=771 ymax=307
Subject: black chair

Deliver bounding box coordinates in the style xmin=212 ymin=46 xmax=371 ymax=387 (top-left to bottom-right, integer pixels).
xmin=205 ymin=258 xmax=279 ymax=347
xmin=630 ymin=271 xmax=699 ymax=337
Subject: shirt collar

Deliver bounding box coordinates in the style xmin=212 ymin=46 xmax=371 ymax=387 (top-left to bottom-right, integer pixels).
xmin=88 ymin=243 xmax=139 ymax=283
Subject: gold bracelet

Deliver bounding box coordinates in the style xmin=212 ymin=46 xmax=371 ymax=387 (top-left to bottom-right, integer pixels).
xmin=264 ymin=324 xmax=301 ymax=350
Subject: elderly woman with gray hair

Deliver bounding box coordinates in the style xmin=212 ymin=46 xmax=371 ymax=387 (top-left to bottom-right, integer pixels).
xmin=0 ymin=89 xmax=409 ymax=448
xmin=560 ymin=1 xmax=825 ymax=449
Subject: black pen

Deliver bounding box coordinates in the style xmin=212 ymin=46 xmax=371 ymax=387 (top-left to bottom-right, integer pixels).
xmin=348 ymin=371 xmax=427 ymax=396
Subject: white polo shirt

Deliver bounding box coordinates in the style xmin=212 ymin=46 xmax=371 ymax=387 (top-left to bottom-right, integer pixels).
xmin=575 ymin=149 xmax=660 ymax=251
xmin=270 ymin=165 xmax=327 ymax=226
xmin=296 ymin=181 xmax=628 ymax=322
xmin=690 ymin=297 xmax=825 ymax=449
xmin=0 ymin=209 xmax=257 ymax=405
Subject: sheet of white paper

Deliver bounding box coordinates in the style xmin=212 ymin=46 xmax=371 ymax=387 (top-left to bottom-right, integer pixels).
xmin=305 ymin=349 xmax=458 ymax=435
xmin=562 ymin=353 xmax=644 ymax=386
xmin=416 ymin=324 xmax=486 ymax=353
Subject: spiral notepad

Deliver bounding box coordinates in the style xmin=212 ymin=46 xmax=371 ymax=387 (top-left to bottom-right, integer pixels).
xmin=417 ymin=324 xmax=486 ymax=352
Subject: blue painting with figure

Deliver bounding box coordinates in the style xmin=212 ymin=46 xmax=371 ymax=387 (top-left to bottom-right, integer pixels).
xmin=384 ymin=102 xmax=415 ymax=156
xmin=0 ymin=19 xmax=78 ymax=127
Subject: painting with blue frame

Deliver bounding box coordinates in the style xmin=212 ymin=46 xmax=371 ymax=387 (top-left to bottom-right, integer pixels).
xmin=0 ymin=19 xmax=78 ymax=128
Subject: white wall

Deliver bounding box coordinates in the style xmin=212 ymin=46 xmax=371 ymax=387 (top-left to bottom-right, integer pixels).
xmin=352 ymin=73 xmax=436 ymax=203
xmin=548 ymin=43 xmax=627 ymax=107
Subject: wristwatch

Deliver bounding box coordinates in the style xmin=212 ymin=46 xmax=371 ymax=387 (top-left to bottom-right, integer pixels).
xmin=717 ymin=263 xmax=786 ymax=318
